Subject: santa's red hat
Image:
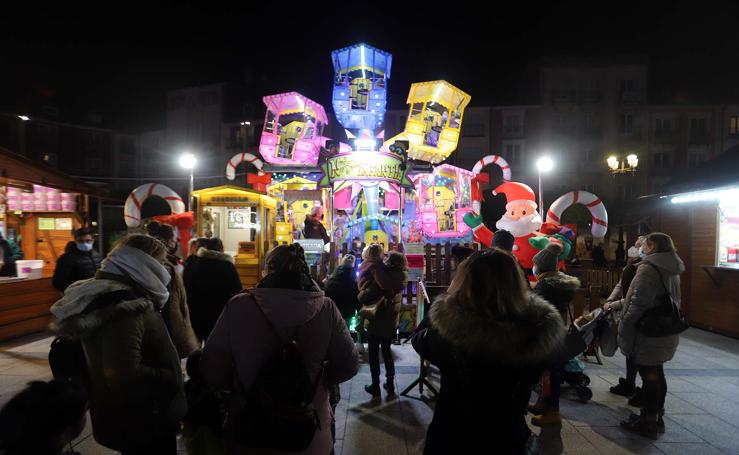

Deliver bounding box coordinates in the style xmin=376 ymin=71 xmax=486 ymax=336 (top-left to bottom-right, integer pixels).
xmin=493 ymin=182 xmax=537 ymax=209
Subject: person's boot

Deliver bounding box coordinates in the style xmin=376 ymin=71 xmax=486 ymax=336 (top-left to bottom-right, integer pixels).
xmin=531 ymin=409 xmax=562 ymax=427
xmin=364 ymin=382 xmax=381 ymax=398
xmin=621 ymin=413 xmax=659 ymax=440
xmin=383 ymin=378 xmax=395 ymax=396
xmin=609 ymin=377 xmax=636 ymax=397
xmin=628 ymin=387 xmax=643 ymax=407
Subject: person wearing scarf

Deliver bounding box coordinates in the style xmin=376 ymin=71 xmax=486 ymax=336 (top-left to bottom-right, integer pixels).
xmin=50 ymin=235 xmax=187 ymax=455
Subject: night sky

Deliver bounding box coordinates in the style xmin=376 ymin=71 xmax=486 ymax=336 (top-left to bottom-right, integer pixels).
xmin=1 ymin=0 xmax=738 ymax=132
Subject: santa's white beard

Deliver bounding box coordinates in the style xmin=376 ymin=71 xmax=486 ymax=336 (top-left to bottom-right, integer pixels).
xmin=496 ymin=212 xmax=543 ymax=238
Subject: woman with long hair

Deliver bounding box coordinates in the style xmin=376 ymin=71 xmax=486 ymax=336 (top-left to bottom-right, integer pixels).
xmin=618 ymin=232 xmax=685 ymax=438
xmin=412 ymin=248 xmax=565 ymax=454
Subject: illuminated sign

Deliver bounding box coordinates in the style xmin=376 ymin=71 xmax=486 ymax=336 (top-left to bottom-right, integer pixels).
xmin=319 ymin=152 xmax=413 ymax=187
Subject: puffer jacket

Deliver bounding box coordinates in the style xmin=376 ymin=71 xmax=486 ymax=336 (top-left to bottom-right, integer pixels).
xmin=50 ymin=277 xmax=187 ymax=452
xmin=183 ymin=248 xmax=243 ymax=342
xmin=533 ymin=271 xmax=580 ymax=317
xmin=200 ymin=271 xmax=359 ymax=455
xmin=52 ymin=242 xmax=102 ymax=291
xmin=324 ymin=264 xmax=359 ymax=321
xmin=365 ymin=264 xmax=408 ymax=338
xmin=412 ymin=293 xmax=565 ymax=454
xmin=618 ymin=252 xmax=685 ymax=365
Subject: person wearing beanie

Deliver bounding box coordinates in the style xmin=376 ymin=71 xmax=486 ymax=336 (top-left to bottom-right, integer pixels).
xmin=324 ymin=253 xmax=360 ymax=325
xmin=529 ymin=239 xmax=581 ymax=427
xmin=492 ymin=229 xmax=515 ymax=252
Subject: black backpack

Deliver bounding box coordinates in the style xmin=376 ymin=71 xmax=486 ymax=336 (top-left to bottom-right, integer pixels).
xmin=48 ymin=289 xmax=139 ymax=388
xmin=229 ymin=295 xmax=326 ymax=452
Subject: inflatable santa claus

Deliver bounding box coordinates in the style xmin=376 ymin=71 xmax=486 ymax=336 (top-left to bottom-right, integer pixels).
xmin=464 ymin=181 xmax=543 ymax=272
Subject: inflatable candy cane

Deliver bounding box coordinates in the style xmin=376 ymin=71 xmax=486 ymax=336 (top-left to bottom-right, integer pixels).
xmin=226 ymin=152 xmax=265 ymax=180
xmin=124 ymin=183 xmax=185 ymax=228
xmin=546 ymin=191 xmax=608 ymax=238
xmin=471 ymin=155 xmax=511 ymax=213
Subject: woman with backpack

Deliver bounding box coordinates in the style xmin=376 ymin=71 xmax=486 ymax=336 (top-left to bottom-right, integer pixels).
xmin=412 ymin=248 xmax=565 ymax=454
xmin=617 ymin=232 xmax=685 ymax=439
xmin=200 ymin=243 xmax=359 ymax=454
xmin=49 ymin=234 xmax=187 ymax=455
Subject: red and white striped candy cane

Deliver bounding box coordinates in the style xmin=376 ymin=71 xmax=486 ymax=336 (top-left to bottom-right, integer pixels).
xmin=226 ymin=152 xmax=265 ymax=180
xmin=471 ymin=155 xmax=511 ymax=213
xmin=124 ymin=183 xmax=185 ymax=228
xmin=546 ymin=191 xmax=608 ymax=238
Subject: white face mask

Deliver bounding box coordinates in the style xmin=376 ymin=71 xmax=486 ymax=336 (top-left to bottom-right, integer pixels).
xmin=77 ymin=242 xmax=94 ymax=253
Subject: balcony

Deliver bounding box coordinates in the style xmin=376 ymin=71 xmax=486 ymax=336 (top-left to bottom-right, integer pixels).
xmin=619 ymin=90 xmax=646 ymax=104
xmin=579 ymin=90 xmax=603 ymax=104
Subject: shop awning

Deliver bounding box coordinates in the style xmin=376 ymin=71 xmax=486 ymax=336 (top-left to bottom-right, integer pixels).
xmin=0 ymin=147 xmax=108 ymax=197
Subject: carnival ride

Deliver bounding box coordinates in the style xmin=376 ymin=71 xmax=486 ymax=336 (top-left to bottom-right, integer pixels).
xmin=122 ymin=41 xmax=612 ymax=272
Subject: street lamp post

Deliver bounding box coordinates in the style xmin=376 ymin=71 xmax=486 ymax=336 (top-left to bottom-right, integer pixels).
xmin=607 ymin=154 xmax=639 ymax=174
xmin=179 ymin=153 xmax=197 ymax=211
xmin=536 ymin=156 xmax=554 ymax=218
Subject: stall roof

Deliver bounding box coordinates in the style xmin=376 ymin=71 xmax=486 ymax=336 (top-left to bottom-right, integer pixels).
xmin=665 ymin=147 xmax=739 ymax=196
xmin=191 ymin=185 xmax=269 ymax=197
xmin=0 ymin=147 xmax=108 ymax=197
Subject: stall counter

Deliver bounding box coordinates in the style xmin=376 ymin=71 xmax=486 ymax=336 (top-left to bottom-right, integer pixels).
xmin=0 ymin=278 xmax=60 ymax=342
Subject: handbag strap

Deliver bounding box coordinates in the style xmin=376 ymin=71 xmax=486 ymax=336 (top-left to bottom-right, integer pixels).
xmin=645 ymin=263 xmax=679 ymax=313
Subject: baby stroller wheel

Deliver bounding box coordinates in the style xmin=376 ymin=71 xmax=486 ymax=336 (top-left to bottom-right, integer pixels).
xmin=581 ymin=374 xmax=591 ymax=387
xmin=577 ymin=386 xmax=593 ymax=401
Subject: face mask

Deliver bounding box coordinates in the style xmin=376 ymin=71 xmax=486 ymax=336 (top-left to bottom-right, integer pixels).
xmin=638 ymin=246 xmax=646 ymax=259
xmin=77 ymin=242 xmax=93 ymax=253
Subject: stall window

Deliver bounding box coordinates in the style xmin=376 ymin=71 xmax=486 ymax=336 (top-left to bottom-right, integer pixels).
xmin=264 ymin=111 xmax=276 ymax=133
xmin=718 ymin=198 xmax=739 ymax=268
xmin=410 ymin=103 xmax=424 ymax=121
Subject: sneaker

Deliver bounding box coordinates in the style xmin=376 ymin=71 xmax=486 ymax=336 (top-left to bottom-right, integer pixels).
xmin=364 ymin=383 xmax=381 ymax=397
xmin=620 ymin=416 xmax=659 ymax=440
xmin=628 ymin=387 xmax=643 ymax=407
xmin=610 ymin=378 xmax=636 ymax=397
xmin=531 ymin=410 xmax=562 ymax=427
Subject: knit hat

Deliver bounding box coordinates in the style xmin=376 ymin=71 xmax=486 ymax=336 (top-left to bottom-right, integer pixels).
xmin=341 ymin=253 xmax=356 ymax=267
xmin=492 ymin=230 xmax=515 ymax=251
xmin=533 ymin=240 xmax=564 ymax=274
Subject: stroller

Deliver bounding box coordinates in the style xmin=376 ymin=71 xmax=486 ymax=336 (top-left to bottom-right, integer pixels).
xmin=558 ymin=307 xmax=613 ymax=401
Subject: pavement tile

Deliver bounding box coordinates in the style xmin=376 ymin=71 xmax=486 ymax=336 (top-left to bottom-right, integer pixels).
xmin=653 ymin=442 xmax=725 ymax=455
xmin=70 ymin=435 xmax=117 ymax=454
xmin=670 ymin=414 xmax=739 ymax=454
xmin=673 ymin=392 xmax=739 ymax=429
xmin=575 ymin=427 xmax=664 ymax=454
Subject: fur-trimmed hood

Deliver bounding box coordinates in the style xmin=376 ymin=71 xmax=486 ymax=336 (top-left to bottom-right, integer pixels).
xmin=196 ymin=247 xmax=235 ymax=264
xmin=536 ymin=271 xmax=580 ymax=291
xmin=430 ymin=292 xmax=565 ymax=366
xmin=50 ymin=278 xmax=153 ymax=339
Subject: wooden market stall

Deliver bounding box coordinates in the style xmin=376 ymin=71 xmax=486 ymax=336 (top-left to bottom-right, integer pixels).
xmin=192 ymin=185 xmax=277 ymax=287
xmin=0 ymin=147 xmax=107 ymax=341
xmin=632 ymin=149 xmax=739 ymax=338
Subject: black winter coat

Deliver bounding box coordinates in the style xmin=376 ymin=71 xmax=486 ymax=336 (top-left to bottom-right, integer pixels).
xmin=183 ymin=248 xmax=242 ymax=342
xmin=324 ymin=264 xmax=359 ymax=321
xmin=412 ymin=293 xmax=565 ymax=455
xmin=52 ymin=242 xmax=102 ymax=291
xmin=304 ymin=217 xmax=330 ymax=243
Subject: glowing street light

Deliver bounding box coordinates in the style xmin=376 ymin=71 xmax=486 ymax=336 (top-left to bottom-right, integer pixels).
xmin=607 ymin=153 xmax=638 ymax=174
xmin=536 ymin=155 xmax=554 ymax=217
xmin=179 ymin=153 xmax=197 ymax=211
xmin=17 ymin=115 xmax=30 ymax=121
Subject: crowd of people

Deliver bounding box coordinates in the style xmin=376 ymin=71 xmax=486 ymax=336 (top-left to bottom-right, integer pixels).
xmin=0 ymin=221 xmax=685 ymax=454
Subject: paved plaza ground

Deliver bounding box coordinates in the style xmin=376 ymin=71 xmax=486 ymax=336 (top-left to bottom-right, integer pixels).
xmin=1 ymin=327 xmax=738 ymax=454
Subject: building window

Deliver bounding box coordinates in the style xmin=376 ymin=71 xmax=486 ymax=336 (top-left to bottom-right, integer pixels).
xmin=689 ymin=118 xmax=708 ymax=144
xmin=655 ymin=118 xmax=673 ymax=138
xmin=580 ymin=184 xmax=596 ymax=193
xmin=86 ymin=158 xmax=102 ymax=171
xmin=619 ymin=79 xmax=635 ymax=92
xmin=503 ymin=113 xmax=522 ymax=134
xmin=653 ymin=151 xmax=672 ymax=169
xmin=688 ymin=150 xmax=708 ymax=168
xmin=619 ymin=113 xmax=634 ymax=135
xmin=463 ymin=123 xmax=485 ymax=137
xmin=503 ymin=142 xmax=522 ymax=166
xmin=730 ymin=116 xmax=739 ymax=136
